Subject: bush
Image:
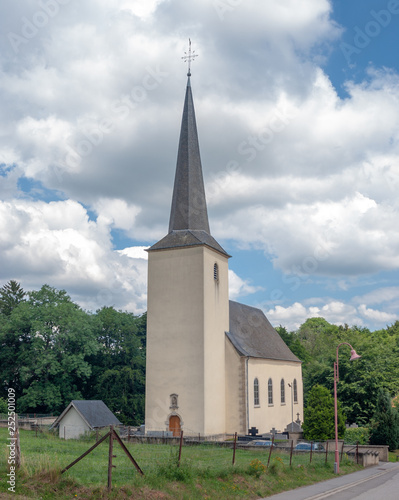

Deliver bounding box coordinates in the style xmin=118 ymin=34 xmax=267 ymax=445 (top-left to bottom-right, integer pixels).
xmin=155 ymin=448 xmax=194 ymax=482
xmin=268 ymin=456 xmax=285 ymax=476
xmin=344 ymin=427 xmax=370 ymax=445
xmin=303 ymin=385 xmax=345 ymax=441
xmin=248 ymin=459 xmax=266 ymax=478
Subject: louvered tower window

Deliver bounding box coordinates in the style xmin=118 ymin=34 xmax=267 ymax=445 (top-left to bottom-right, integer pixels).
xmin=213 ymin=263 xmax=219 ymax=282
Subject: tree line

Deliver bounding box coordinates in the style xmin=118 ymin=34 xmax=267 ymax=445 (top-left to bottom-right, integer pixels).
xmin=276 ymin=317 xmax=399 ymax=449
xmin=1 ymin=281 xmax=398 ymax=444
xmin=0 ymin=281 xmax=146 ymax=425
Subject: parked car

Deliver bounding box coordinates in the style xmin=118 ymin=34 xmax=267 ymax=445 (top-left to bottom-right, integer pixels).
xmin=248 ymin=440 xmax=275 ymax=447
xmin=295 ymin=442 xmax=325 ymax=451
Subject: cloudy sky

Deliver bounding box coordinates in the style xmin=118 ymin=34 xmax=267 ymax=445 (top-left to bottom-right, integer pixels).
xmin=1 ymin=0 xmax=399 ymax=331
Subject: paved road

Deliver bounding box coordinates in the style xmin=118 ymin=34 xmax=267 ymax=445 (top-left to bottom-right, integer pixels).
xmin=263 ymin=462 xmax=399 ymax=500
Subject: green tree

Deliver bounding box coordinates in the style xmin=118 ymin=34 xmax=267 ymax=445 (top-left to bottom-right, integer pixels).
xmin=0 ymin=280 xmax=25 ymax=316
xmin=369 ymin=388 xmax=399 ymax=451
xmin=0 ymin=285 xmax=98 ymax=414
xmin=298 ymin=317 xmax=341 ymax=358
xmin=276 ymin=326 xmax=311 ymax=364
xmin=84 ymin=307 xmax=146 ymax=425
xmin=303 ymin=384 xmax=345 ymax=441
xmin=0 ymin=397 xmax=7 ymax=413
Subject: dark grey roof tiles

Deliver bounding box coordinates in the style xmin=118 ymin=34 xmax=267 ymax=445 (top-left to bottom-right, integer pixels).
xmin=227 ymin=300 xmax=301 ymax=362
xmin=169 ymin=76 xmax=210 ymax=233
xmin=53 ymin=400 xmax=122 ymax=429
xmin=72 ymin=400 xmax=121 ymax=428
xmin=148 ymin=229 xmax=230 ymax=256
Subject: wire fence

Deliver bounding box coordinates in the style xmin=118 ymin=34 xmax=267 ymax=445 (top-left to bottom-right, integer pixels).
xmin=0 ymin=424 xmax=382 ymax=494
xmin=0 ymin=413 xmax=55 ymax=433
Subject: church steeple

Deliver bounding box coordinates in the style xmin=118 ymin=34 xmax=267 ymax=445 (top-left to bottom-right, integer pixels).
xmin=149 ymin=44 xmax=229 ymax=257
xmin=168 ymin=76 xmax=210 ymax=233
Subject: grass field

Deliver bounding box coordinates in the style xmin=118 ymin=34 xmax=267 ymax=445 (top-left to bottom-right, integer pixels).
xmin=0 ymin=427 xmax=363 ymax=499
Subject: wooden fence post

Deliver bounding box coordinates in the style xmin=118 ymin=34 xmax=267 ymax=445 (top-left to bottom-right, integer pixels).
xmin=267 ymin=435 xmax=275 ymax=468
xmin=15 ymin=414 xmax=21 ymax=469
xmin=232 ymin=432 xmax=237 ymax=465
xmin=108 ymin=426 xmax=115 ymax=492
xmin=310 ymin=441 xmax=313 ymax=464
xmin=177 ymin=430 xmax=184 ymax=467
xmin=289 ymin=439 xmax=293 ymax=467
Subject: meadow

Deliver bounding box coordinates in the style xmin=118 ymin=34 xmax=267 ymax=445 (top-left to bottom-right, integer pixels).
xmin=0 ymin=428 xmax=362 ymax=499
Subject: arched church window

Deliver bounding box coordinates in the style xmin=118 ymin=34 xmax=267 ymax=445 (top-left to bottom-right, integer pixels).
xmin=213 ymin=262 xmax=219 ymax=282
xmin=254 ymin=378 xmax=259 ymax=406
xmin=280 ymin=379 xmax=285 ymax=404
xmin=293 ymin=379 xmax=298 ymax=403
xmin=268 ymin=378 xmax=273 ymax=405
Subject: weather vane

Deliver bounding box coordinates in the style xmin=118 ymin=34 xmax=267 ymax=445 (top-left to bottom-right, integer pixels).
xmin=182 ymin=39 xmax=198 ymax=76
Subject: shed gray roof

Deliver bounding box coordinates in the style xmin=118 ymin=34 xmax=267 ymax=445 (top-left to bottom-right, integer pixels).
xmin=52 ymin=400 xmax=122 ymax=429
xmin=226 ymin=300 xmax=301 ymax=362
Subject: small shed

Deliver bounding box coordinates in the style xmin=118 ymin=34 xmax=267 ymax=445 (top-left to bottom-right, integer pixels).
xmin=52 ymin=400 xmax=122 ymax=439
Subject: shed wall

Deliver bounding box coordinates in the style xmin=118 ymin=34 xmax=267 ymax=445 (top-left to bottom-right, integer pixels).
xmin=58 ymin=407 xmax=91 ymax=439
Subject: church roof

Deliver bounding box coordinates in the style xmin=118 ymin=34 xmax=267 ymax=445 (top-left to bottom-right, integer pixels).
xmin=226 ymin=300 xmax=301 ymax=362
xmin=149 ymin=229 xmax=229 ymax=256
xmin=149 ymin=75 xmax=229 ymax=257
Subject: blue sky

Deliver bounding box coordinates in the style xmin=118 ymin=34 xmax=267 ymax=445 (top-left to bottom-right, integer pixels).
xmin=1 ymin=0 xmax=398 ymax=331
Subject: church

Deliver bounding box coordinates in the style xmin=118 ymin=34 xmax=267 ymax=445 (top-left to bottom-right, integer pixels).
xmin=145 ymin=60 xmax=303 ymax=439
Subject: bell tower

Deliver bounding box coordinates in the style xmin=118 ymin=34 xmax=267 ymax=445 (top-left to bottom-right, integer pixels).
xmin=145 ymin=47 xmax=230 ymax=437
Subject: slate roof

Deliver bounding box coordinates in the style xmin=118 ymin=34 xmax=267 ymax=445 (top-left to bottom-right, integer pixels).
xmin=226 ymin=300 xmax=301 ymax=362
xmin=149 ymin=75 xmax=229 ymax=258
xmin=52 ymin=400 xmax=122 ymax=429
xmin=169 ymin=76 xmax=210 ymax=233
xmin=149 ymin=229 xmax=230 ymax=256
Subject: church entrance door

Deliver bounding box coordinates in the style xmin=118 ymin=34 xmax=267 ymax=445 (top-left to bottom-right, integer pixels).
xmin=169 ymin=415 xmax=181 ymax=436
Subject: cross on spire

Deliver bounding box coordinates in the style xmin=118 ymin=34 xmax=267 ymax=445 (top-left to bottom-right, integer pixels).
xmin=182 ymin=38 xmax=198 ymax=76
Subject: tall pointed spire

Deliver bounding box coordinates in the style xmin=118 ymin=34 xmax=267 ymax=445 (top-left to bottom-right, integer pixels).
xmin=149 ymin=42 xmax=229 ymax=257
xmin=168 ymin=76 xmax=210 ymax=233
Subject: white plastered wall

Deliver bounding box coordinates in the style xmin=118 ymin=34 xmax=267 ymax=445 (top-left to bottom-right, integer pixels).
xmin=247 ymin=358 xmax=303 ymax=435
xmin=145 ymin=245 xmax=229 ymax=436
xmin=58 ymin=407 xmax=90 ymax=439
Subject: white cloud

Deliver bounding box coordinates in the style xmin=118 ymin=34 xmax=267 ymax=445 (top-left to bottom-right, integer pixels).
xmin=119 ymin=0 xmax=165 ymax=18
xmin=0 ymin=0 xmax=397 ymax=329
xmin=266 ymin=300 xmax=362 ymax=331
xmin=118 ymin=246 xmax=149 ymax=260
xmin=93 ymin=198 xmax=141 ymax=231
xmin=266 ymin=293 xmax=399 ymax=331
xmin=228 ymin=270 xmax=262 ymax=299
xmin=358 ymin=304 xmax=397 ymax=324
xmin=353 ymin=287 xmax=399 ymax=306
xmin=0 ymin=199 xmax=147 ymax=312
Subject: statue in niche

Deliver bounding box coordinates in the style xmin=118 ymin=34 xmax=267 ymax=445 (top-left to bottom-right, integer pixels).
xmin=170 ymin=394 xmax=178 ymax=409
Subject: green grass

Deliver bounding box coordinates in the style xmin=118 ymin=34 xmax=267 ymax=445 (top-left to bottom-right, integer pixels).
xmin=0 ymin=428 xmax=362 ymax=499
